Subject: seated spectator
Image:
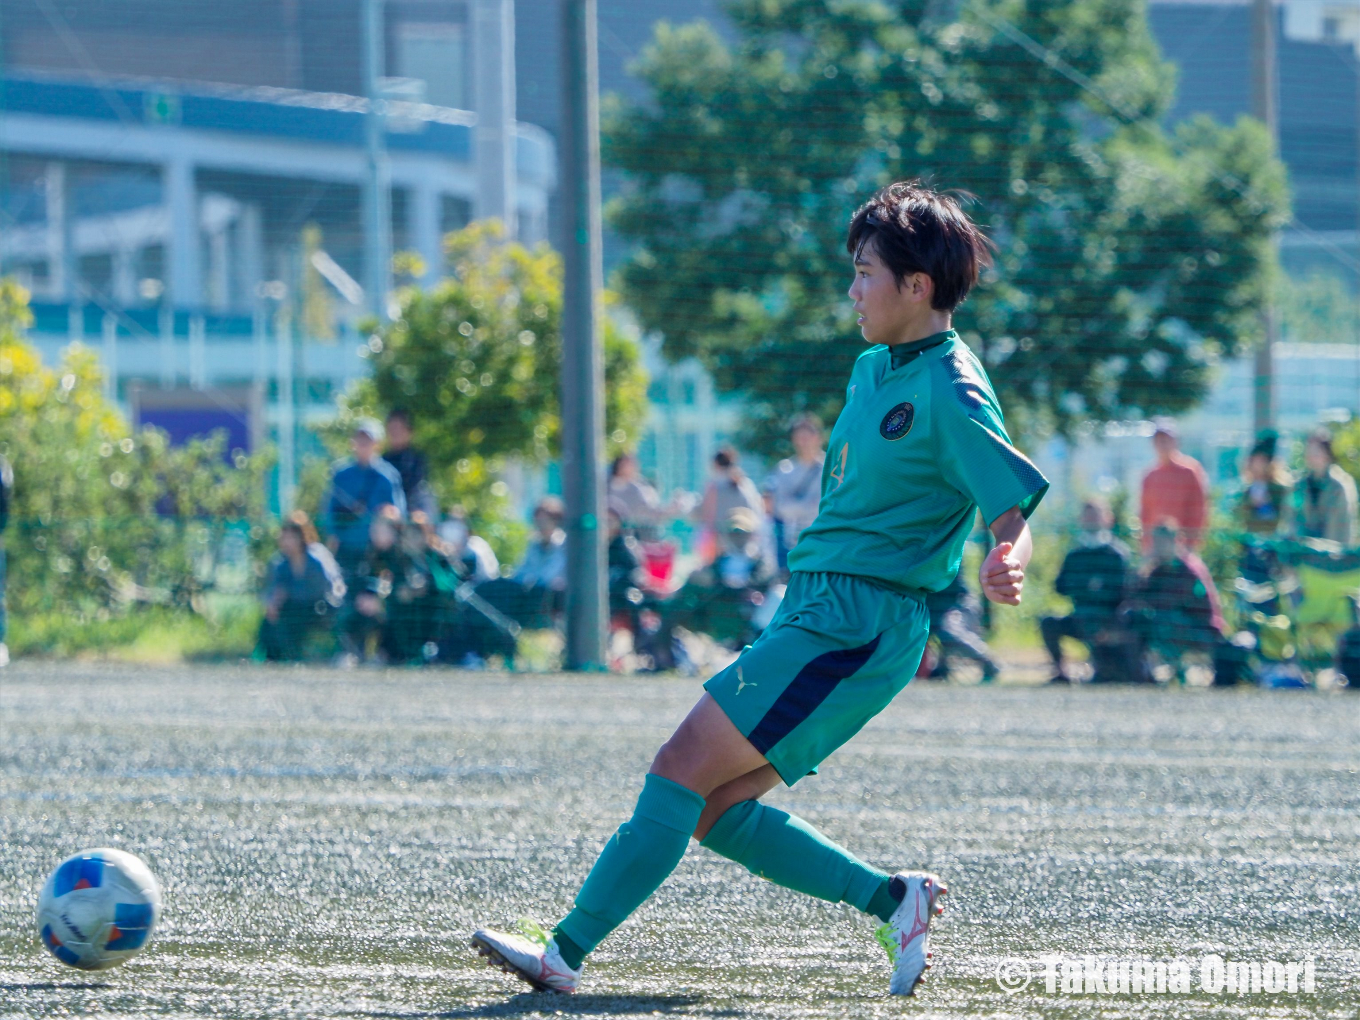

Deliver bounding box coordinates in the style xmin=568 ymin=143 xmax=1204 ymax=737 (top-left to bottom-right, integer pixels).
xmin=1121 ymin=519 xmax=1225 ymax=673
xmin=513 ymin=496 xmax=567 ymax=595
xmin=384 ymin=408 xmax=437 ymax=519
xmin=338 ymin=506 xmax=417 ymax=664
xmin=1237 ymin=431 xmax=1292 ymax=537
xmin=1040 ymin=498 xmax=1131 ymax=683
xmin=451 ymin=497 xmax=567 ymax=666
xmin=925 ymin=568 xmax=999 ymax=683
xmin=607 ymin=508 xmax=646 ymax=628
xmin=324 ymin=419 xmax=406 ymax=581
xmin=437 ymin=506 xmax=501 ymax=584
xmin=1300 ymin=429 xmax=1358 ymax=546
xmin=643 ymin=507 xmax=776 ymax=669
xmin=697 ymin=446 xmax=766 ymax=561
xmin=608 ymin=453 xmax=681 ymax=534
xmin=258 ymin=513 xmax=346 ymax=661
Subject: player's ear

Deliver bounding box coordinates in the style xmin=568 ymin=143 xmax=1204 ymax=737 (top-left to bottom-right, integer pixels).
xmin=906 ymin=271 xmax=932 ymax=303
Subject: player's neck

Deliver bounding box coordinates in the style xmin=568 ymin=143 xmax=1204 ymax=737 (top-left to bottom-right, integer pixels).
xmin=885 ymin=310 xmax=952 ymax=347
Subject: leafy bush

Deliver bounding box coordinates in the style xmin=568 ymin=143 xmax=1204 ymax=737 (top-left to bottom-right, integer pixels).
xmin=0 ymin=280 xmax=273 ymax=628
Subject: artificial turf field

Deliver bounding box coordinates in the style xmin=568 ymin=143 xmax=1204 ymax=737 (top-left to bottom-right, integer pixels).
xmin=1 ymin=662 xmax=1357 ymax=1019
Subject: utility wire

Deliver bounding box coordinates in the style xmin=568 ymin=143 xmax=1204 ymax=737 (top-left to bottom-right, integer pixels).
xmin=971 ymin=4 xmax=1360 ymax=275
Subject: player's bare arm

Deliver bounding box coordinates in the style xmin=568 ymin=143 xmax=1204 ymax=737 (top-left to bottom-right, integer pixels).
xmin=981 ymin=506 xmax=1032 ymax=606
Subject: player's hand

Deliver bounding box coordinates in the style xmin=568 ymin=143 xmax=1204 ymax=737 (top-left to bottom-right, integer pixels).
xmin=980 ymin=541 xmax=1024 ymax=605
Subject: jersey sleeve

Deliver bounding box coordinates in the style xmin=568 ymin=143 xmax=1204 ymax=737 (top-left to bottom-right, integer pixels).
xmin=934 ymin=352 xmax=1049 ymax=524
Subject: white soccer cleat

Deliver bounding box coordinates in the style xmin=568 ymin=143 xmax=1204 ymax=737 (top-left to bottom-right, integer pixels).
xmin=875 ymin=871 xmax=948 ymax=996
xmin=471 ymin=919 xmax=583 ymax=994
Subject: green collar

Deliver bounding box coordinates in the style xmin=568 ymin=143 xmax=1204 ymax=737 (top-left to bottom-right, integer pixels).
xmin=889 ymin=329 xmax=956 ymax=370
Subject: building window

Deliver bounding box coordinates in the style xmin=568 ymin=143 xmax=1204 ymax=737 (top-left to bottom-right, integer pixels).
xmin=442 ymin=195 xmax=472 ymax=234
xmin=396 ymin=22 xmax=466 ymax=109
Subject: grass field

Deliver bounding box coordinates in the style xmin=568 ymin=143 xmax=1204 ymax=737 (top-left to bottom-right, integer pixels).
xmin=1 ymin=662 xmax=1357 ymax=1019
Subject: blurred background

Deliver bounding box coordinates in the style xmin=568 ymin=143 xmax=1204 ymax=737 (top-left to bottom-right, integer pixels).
xmin=2 ymin=0 xmax=1359 ymax=681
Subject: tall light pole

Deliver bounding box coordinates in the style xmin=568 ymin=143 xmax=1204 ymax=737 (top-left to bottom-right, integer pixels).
xmin=559 ymin=0 xmax=608 ymax=670
xmin=1251 ymin=0 xmax=1278 ymax=435
xmin=362 ymin=0 xmax=392 ymax=322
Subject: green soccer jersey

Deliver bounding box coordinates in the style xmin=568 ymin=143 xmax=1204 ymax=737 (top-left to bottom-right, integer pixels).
xmin=788 ymin=329 xmax=1048 ymax=595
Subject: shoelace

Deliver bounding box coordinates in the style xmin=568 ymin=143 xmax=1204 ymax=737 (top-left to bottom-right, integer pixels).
xmin=513 ymin=917 xmax=553 ymax=949
xmin=874 ymin=923 xmax=900 ymax=964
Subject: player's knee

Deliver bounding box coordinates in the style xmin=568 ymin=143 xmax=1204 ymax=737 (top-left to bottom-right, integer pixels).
xmin=649 ymin=736 xmax=694 ymax=787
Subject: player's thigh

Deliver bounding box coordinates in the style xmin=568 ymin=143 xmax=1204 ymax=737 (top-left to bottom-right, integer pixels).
xmin=650 ymin=693 xmax=769 ymax=798
xmin=693 ymin=764 xmax=782 ymax=841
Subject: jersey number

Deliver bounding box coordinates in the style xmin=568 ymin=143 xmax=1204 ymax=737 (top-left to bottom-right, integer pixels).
xmin=829 ymin=442 xmax=849 ymax=489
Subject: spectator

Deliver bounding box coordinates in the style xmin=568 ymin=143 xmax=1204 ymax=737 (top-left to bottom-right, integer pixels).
xmin=643 ymin=507 xmax=776 ymax=669
xmin=323 ymin=419 xmax=406 ymax=579
xmin=384 ymin=408 xmax=437 ymax=519
xmin=607 ymin=508 xmax=646 ymax=632
xmin=338 ymin=506 xmax=407 ymax=664
xmin=1140 ymin=418 xmax=1208 ymax=552
xmin=514 ymin=496 xmax=568 ymax=593
xmin=384 ymin=513 xmax=443 ymax=663
xmin=437 ymin=506 xmax=500 ymax=584
xmin=1237 ymin=430 xmax=1293 ymax=536
xmin=1122 ymin=519 xmax=1225 ymax=671
xmin=697 ymin=446 xmax=766 ymax=560
xmin=1300 ymin=429 xmax=1358 ymax=546
xmin=1040 ymin=498 xmax=1131 ymax=683
xmin=0 ymin=454 xmax=10 ymax=667
xmin=764 ymin=414 xmax=826 ymax=572
xmin=924 ymin=568 xmax=999 ymax=683
xmin=258 ymin=512 xmax=345 ymax=661
xmin=453 ymin=496 xmax=568 ymax=666
xmin=608 ymin=453 xmax=680 ymax=532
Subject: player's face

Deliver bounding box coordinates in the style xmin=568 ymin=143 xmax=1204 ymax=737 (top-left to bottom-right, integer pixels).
xmin=848 ymin=241 xmax=929 ymax=346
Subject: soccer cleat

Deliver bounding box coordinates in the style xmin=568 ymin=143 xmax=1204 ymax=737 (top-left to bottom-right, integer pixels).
xmin=875 ymin=871 xmax=947 ymax=996
xmin=471 ymin=918 xmax=582 ymax=994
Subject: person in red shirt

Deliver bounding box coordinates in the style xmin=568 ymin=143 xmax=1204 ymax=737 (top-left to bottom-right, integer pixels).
xmin=1140 ymin=419 xmax=1209 ymax=552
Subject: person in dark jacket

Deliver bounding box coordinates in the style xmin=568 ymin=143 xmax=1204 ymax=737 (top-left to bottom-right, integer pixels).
xmin=1041 ymin=498 xmax=1130 ymax=683
xmin=323 ymin=419 xmax=406 ymax=580
xmin=924 ymin=568 xmax=998 ymax=682
xmin=258 ymin=513 xmax=345 ymax=661
xmin=384 ymin=408 xmax=437 ymax=519
xmin=1122 ymin=519 xmax=1226 ymax=671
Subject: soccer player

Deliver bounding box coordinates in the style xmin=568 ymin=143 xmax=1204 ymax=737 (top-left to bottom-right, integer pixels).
xmin=472 ymin=181 xmax=1049 ymax=997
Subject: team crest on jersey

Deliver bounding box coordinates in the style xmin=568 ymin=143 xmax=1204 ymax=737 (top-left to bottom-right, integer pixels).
xmin=879 ymin=402 xmax=915 ymax=440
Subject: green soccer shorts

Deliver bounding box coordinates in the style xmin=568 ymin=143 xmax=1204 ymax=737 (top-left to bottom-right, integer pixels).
xmin=704 ymin=570 xmax=930 ymax=786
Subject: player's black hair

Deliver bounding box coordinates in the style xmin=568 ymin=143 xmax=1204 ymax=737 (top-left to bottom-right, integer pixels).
xmin=846 ymin=181 xmax=995 ymax=311
xmin=387 ymin=407 xmax=413 ymax=428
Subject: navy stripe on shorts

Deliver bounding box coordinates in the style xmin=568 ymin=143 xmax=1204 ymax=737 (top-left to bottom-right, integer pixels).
xmin=745 ymin=634 xmax=882 ymax=755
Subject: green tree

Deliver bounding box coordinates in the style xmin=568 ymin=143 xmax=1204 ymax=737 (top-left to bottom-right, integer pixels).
xmin=1278 ymin=271 xmax=1359 ymax=345
xmin=343 ymin=221 xmax=648 ymax=520
xmin=604 ymin=0 xmax=1289 ymax=451
xmin=0 ymin=280 xmax=272 ymax=620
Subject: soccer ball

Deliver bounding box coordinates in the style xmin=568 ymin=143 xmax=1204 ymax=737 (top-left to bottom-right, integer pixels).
xmin=36 ymin=848 xmax=162 ymax=970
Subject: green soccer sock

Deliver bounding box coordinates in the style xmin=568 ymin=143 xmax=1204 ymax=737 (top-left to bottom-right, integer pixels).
xmin=700 ymin=799 xmax=902 ymax=922
xmin=554 ymin=773 xmax=706 ymax=963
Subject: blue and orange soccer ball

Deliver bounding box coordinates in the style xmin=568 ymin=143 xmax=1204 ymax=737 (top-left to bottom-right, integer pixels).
xmin=36 ymin=849 xmax=162 ymax=970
